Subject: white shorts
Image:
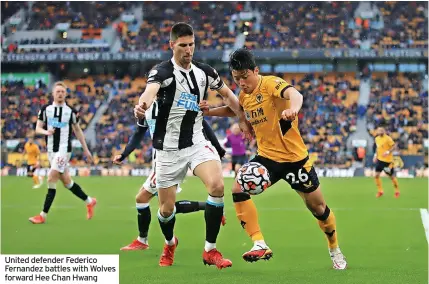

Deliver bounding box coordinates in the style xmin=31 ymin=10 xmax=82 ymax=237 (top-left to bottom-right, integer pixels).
xmin=141 ymin=167 xmax=182 ymax=195
xmin=156 ymin=140 xmax=220 ymax=189
xmin=48 ymin=152 xmax=72 ymax=174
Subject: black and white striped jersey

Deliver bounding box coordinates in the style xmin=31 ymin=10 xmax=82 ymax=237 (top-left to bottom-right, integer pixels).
xmin=147 ymin=58 xmax=224 ymax=151
xmin=137 ymin=100 xmax=158 ymax=139
xmin=38 ymin=103 xmax=79 ymax=153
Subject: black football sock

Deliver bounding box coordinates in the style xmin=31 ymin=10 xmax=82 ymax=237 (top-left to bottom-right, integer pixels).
xmin=43 ymin=188 xmax=56 ymax=214
xmin=205 ymin=195 xmax=224 ymax=245
xmin=175 ymin=200 xmax=205 ymax=213
xmin=137 ymin=206 xmax=151 ymax=239
xmin=67 ymin=182 xmax=88 ymax=201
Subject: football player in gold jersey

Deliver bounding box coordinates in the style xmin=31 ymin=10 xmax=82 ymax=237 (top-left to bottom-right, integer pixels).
xmin=373 ymin=127 xmax=400 ymax=198
xmin=200 ymin=48 xmax=347 ymax=270
xmin=23 ymin=138 xmax=43 ymax=189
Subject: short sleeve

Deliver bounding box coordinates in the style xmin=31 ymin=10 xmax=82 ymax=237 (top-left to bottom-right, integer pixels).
xmin=38 ymin=105 xmax=47 ymax=122
xmin=207 ymin=66 xmax=224 ymax=91
xmin=195 ymin=62 xmax=224 ymax=91
xmin=146 ymin=61 xmax=172 ymax=86
xmin=266 ymin=77 xmax=293 ymax=98
xmin=71 ymin=109 xmax=79 ymax=124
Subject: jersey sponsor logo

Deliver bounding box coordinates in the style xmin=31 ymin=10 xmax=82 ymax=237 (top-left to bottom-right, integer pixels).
xmin=245 ymin=108 xmax=267 ymax=126
xmin=245 ymin=107 xmax=265 ymax=120
xmin=250 ymin=117 xmax=267 ymax=126
xmin=47 ymin=117 xmax=68 ymax=128
xmin=177 ymin=92 xmax=200 ymax=112
xmin=275 ymin=81 xmax=286 ymax=90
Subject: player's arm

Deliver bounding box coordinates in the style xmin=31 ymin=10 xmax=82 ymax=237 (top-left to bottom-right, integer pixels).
xmin=216 ymin=85 xmax=246 ymax=119
xmin=279 ymin=86 xmax=303 ymax=121
xmin=268 ymin=78 xmax=303 ymax=121
xmin=135 ymin=83 xmax=160 ymax=119
xmin=114 ymin=124 xmax=149 ymax=164
xmin=281 ymin=87 xmax=303 ymax=113
xmin=35 ymin=120 xmax=54 ymax=136
xmin=36 ymin=106 xmax=54 ymax=136
xmin=135 ymin=66 xmax=166 ymax=120
xmin=70 ymin=111 xmax=93 ymax=163
xmin=200 ymin=101 xmax=237 ymax=117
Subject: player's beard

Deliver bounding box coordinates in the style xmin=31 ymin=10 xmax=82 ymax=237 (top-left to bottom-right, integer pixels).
xmin=182 ymin=54 xmax=192 ymax=64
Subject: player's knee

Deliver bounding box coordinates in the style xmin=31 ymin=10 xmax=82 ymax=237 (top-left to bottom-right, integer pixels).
xmin=136 ymin=189 xmax=153 ymax=203
xmin=304 ymin=188 xmax=326 ymax=216
xmin=159 ymin=204 xmax=175 ymax=218
xmin=61 ymin=177 xmax=72 ymax=187
xmin=307 ymin=200 xmax=326 ymax=216
xmin=47 ymin=175 xmax=58 ymax=184
xmin=231 ymin=181 xmax=242 ymax=193
xmin=207 ymin=179 xmax=224 ymax=196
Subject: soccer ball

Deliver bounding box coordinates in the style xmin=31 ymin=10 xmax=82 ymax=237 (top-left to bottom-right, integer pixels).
xmin=236 ymin=162 xmax=271 ymax=195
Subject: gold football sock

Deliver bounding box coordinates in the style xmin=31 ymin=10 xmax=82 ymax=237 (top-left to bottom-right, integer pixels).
xmin=315 ymin=206 xmax=338 ymax=249
xmin=233 ymin=193 xmax=264 ymax=241
xmin=32 ymin=175 xmax=40 ymax=185
xmin=392 ymin=177 xmax=400 ymax=192
xmin=375 ymin=176 xmax=383 ymax=192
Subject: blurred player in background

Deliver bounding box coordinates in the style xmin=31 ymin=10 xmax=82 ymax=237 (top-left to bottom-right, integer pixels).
xmin=23 ymin=137 xmax=44 ymax=189
xmin=225 ymin=123 xmax=247 ymax=175
xmin=201 ymin=48 xmax=347 ymax=270
xmin=373 ymin=127 xmax=400 ymax=198
xmin=114 ymin=100 xmax=226 ymax=251
xmin=29 ymin=81 xmax=97 ymax=224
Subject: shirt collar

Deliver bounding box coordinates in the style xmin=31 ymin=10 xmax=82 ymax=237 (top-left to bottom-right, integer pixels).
xmin=171 ymin=57 xmax=193 ymax=73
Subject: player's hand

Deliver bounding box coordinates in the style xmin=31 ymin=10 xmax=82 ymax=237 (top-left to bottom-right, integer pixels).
xmin=382 ymin=151 xmax=390 ymax=157
xmin=373 ymin=156 xmax=377 ymax=163
xmin=199 ymin=100 xmax=210 ymax=115
xmin=84 ymin=150 xmax=94 ymax=164
xmin=281 ymin=109 xmax=298 ymax=121
xmin=134 ymin=102 xmax=148 ymax=119
xmin=46 ymin=129 xmax=55 ymax=136
xmin=239 ymin=119 xmax=254 ymax=141
xmin=113 ymin=155 xmax=123 ymax=165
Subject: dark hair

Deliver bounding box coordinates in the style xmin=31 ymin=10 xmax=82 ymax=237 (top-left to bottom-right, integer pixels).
xmin=229 ymin=48 xmax=257 ymax=71
xmin=170 ymin=22 xmax=194 ymax=41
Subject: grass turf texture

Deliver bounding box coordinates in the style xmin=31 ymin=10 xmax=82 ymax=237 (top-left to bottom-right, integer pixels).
xmin=1 ymin=176 xmax=427 ymax=284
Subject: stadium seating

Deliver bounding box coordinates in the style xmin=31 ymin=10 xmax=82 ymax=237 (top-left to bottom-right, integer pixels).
xmin=366 ymin=72 xmax=428 ymax=154
xmin=118 ymin=2 xmax=238 ymax=51
xmin=27 ymin=2 xmax=132 ymax=30
xmin=370 ymin=2 xmax=428 ymax=49
xmin=3 ymin=2 xmax=427 ymax=53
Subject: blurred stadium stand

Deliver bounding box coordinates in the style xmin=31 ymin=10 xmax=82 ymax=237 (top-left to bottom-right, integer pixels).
xmin=1 ymin=1 xmax=427 ymax=175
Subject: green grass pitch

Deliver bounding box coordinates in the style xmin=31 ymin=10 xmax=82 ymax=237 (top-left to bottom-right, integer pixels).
xmin=1 ymin=176 xmax=428 ymax=284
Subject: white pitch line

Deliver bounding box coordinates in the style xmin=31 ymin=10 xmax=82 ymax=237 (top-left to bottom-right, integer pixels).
xmin=420 ymin=208 xmax=429 ymax=245
xmin=0 ymin=205 xmax=422 ymax=211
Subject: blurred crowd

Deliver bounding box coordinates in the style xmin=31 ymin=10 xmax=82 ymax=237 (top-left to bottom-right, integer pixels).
xmin=366 ymin=72 xmax=428 ymax=155
xmin=2 ymin=1 xmax=427 ymax=54
xmin=2 ymin=72 xmax=366 ymax=168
